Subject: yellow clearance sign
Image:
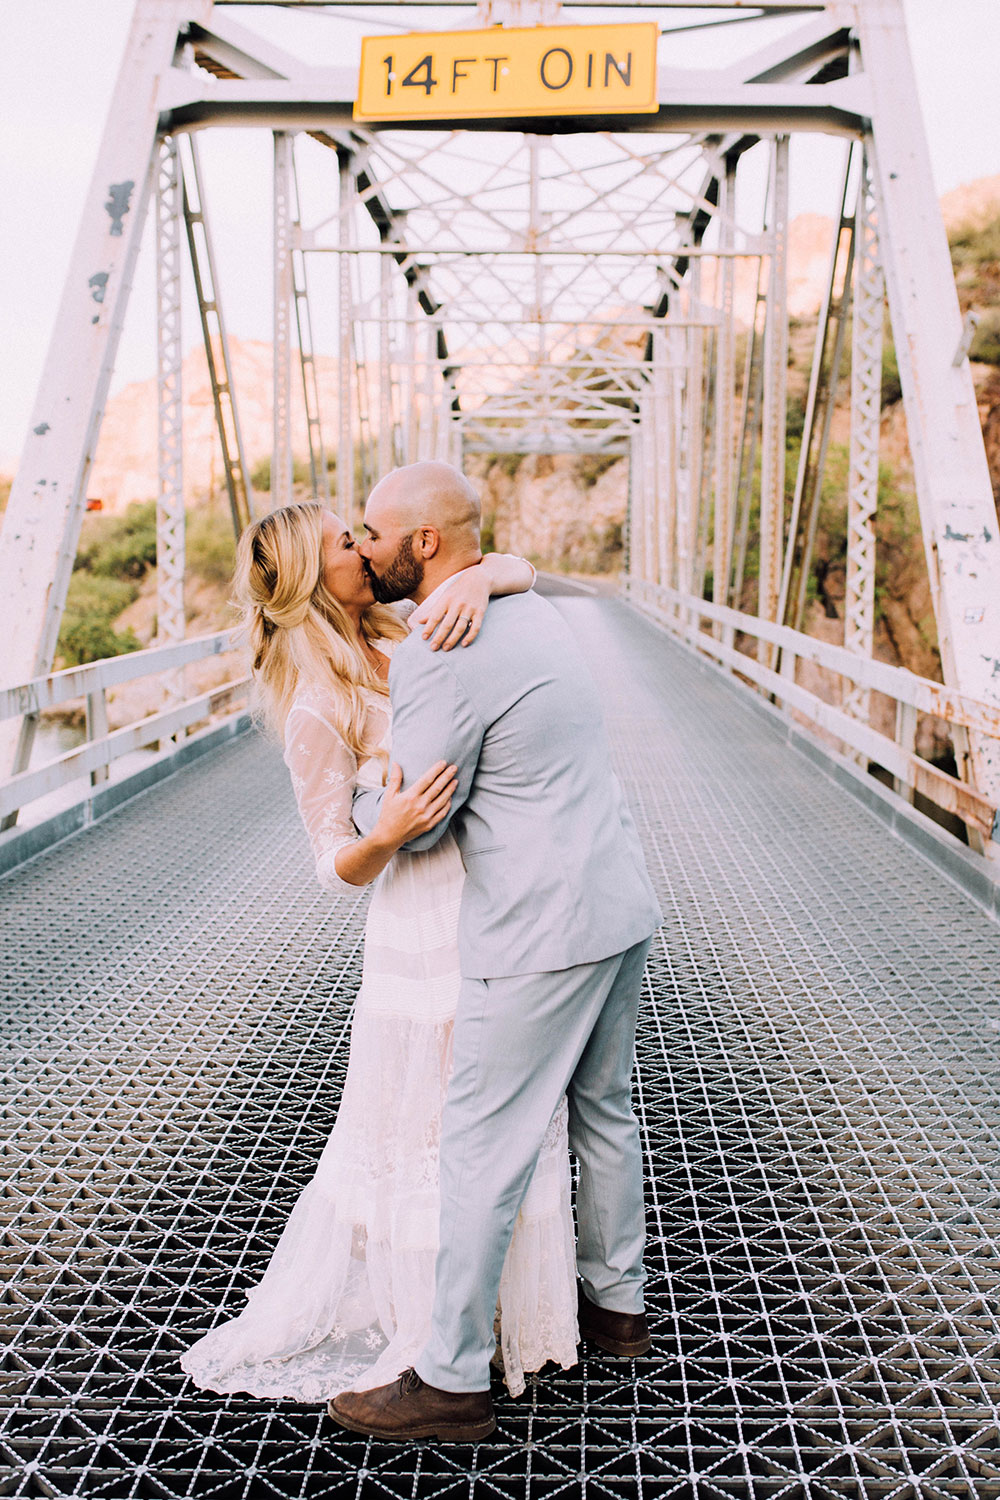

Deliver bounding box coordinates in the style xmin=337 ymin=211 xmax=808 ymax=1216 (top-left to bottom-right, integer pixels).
xmin=354 ymin=23 xmax=659 ymax=123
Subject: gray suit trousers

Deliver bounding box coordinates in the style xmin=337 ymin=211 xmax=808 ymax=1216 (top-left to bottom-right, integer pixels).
xmin=415 ymin=936 xmax=652 ymax=1392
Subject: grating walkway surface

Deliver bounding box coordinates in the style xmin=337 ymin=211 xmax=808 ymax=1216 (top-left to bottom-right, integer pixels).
xmin=3 ymin=597 xmax=1000 ymax=1500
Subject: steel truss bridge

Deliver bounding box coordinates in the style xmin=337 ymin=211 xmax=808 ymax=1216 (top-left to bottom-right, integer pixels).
xmin=3 ymin=2 xmax=1000 ymax=1496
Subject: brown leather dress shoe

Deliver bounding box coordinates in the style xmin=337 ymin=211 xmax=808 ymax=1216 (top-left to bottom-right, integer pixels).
xmin=327 ymin=1367 xmax=496 ymax=1443
xmin=578 ymin=1287 xmax=652 ymax=1357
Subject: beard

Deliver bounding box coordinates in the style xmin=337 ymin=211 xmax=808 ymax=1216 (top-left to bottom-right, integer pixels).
xmin=367 ymin=532 xmax=425 ymax=604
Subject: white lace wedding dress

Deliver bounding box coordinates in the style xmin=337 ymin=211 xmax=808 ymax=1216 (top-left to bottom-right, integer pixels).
xmin=180 ymin=645 xmax=580 ymax=1400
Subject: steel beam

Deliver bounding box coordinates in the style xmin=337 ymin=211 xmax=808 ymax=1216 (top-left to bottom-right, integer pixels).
xmin=272 ymin=132 xmax=295 ymax=509
xmin=682 ymin=262 xmax=705 ymax=605
xmin=403 ymin=289 xmax=419 ymax=465
xmin=378 ymin=251 xmax=393 ymax=475
xmin=653 ymin=325 xmax=676 ymax=591
xmin=711 ymin=154 xmax=737 ymax=612
xmin=0 ymin=0 xmax=209 ymax=786
xmin=843 ymin=149 xmax=882 ymax=727
xmin=630 ymin=420 xmax=648 ymax=586
xmin=858 ymin=0 xmax=1000 ymax=819
xmin=160 ymin=75 xmax=869 ymax=138
xmin=730 ymin=257 xmax=765 ymax=608
xmin=419 ymin=320 xmax=435 ymax=461
xmin=154 ymin=136 xmax=186 ymax=711
xmin=780 ymin=147 xmax=854 ymax=632
xmin=337 ymin=154 xmax=355 ymax=523
xmin=757 ymin=134 xmax=789 ymax=660
xmin=290 ymin=154 xmax=331 ymax=503
xmin=181 ymin=136 xmax=255 ymax=536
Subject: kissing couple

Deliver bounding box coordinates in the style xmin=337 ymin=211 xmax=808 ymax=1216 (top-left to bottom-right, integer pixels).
xmin=181 ymin=460 xmax=662 ymax=1440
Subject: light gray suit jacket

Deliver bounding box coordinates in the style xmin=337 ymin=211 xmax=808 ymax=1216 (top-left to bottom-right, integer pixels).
xmin=353 ymin=589 xmax=662 ymax=979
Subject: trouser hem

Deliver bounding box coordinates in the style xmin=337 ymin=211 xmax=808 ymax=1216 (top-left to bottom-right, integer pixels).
xmin=580 ymin=1287 xmax=646 ymax=1317
xmin=412 ymin=1360 xmax=491 ymax=1396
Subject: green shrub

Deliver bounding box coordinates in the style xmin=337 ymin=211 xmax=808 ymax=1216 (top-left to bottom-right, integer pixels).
xmin=785 ymin=394 xmax=807 ymax=441
xmin=64 ymin=571 xmax=137 ymax=616
xmin=252 ymin=455 xmax=323 ymax=493
xmin=577 ymin=454 xmax=620 ymax=489
xmin=76 ymin=499 xmax=158 ymax=579
xmin=480 ymin=512 xmax=497 ymax=553
xmin=596 ymin=522 xmax=624 ymax=573
xmin=970 ymin=307 xmax=1000 ymax=366
xmin=882 ymin=336 xmax=903 ymax=406
xmin=490 ymin=453 xmax=524 ymax=481
xmin=57 ymin=570 xmax=141 ymax=667
xmin=949 ymin=214 xmax=1000 ymax=269
xmin=187 ymin=504 xmax=237 ymax=585
xmin=59 ymin=618 xmax=141 ymax=667
xmin=58 ymin=500 xmax=157 ymax=666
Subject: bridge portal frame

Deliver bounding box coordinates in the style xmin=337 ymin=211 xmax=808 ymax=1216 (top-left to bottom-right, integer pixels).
xmin=1 ymin=0 xmax=998 ymax=856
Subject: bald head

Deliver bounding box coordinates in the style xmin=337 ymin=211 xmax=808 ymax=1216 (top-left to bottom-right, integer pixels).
xmin=359 ymin=461 xmax=483 ymax=605
xmin=366 ymin=461 xmax=480 ymax=542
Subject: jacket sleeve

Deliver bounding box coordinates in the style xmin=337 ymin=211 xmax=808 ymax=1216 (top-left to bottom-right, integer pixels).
xmin=352 ymin=638 xmax=485 ymax=852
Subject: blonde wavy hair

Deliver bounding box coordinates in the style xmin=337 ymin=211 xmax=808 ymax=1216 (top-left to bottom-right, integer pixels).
xmin=232 ymin=500 xmax=407 ymax=766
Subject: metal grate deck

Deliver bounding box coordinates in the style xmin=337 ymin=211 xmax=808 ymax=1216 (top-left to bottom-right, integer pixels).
xmin=3 ymin=597 xmax=1000 ymax=1499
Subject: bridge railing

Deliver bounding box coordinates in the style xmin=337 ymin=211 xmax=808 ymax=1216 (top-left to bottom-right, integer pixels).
xmin=629 ymin=579 xmax=1000 ymax=849
xmin=0 ymin=631 xmax=250 ymax=826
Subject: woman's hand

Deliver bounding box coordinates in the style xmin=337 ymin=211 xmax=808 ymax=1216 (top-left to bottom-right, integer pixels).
xmin=374 ymin=760 xmax=458 ymax=849
xmin=411 ymin=567 xmax=492 ymax=651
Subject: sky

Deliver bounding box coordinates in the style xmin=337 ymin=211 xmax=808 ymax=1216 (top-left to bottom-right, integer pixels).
xmin=2 ymin=0 xmax=999 ymax=470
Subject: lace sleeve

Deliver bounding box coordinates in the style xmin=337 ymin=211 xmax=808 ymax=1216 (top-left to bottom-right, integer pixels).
xmin=283 ymin=706 xmax=363 ymax=896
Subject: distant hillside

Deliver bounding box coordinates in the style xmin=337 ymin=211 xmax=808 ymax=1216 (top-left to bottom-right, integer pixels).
xmin=88 ymin=337 xmax=337 ymax=514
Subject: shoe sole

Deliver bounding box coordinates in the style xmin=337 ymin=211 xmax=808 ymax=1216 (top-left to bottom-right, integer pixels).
xmin=580 ymin=1326 xmax=652 ymax=1358
xmin=327 ymin=1402 xmax=496 ymax=1444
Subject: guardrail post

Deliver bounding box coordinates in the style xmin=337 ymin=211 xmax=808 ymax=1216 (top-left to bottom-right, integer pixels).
xmin=952 ymin=724 xmax=986 ymax=853
xmin=893 ymin=701 xmax=917 ymax=804
xmin=86 ymin=688 xmax=109 ymax=787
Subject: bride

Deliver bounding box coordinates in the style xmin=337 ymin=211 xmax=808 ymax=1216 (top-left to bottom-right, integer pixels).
xmin=180 ymin=500 xmax=579 ymax=1402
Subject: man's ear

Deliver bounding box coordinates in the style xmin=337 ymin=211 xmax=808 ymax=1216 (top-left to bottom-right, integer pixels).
xmin=416 ymin=526 xmax=441 ymax=559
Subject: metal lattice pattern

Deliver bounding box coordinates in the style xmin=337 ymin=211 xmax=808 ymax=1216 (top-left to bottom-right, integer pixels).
xmin=843 ymin=148 xmax=884 ymax=725
xmin=336 ymin=128 xmax=749 ymax=457
xmin=272 ymin=130 xmax=295 ymax=510
xmin=154 ymin=134 xmax=186 ymax=696
xmin=3 ymin=596 xmax=1000 ymax=1498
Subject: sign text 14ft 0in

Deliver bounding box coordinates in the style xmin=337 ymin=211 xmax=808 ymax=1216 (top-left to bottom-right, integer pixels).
xmin=354 ymin=24 xmax=659 ymax=123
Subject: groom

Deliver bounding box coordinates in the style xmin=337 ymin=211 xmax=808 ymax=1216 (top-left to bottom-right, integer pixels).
xmin=330 ymin=461 xmax=662 ymax=1442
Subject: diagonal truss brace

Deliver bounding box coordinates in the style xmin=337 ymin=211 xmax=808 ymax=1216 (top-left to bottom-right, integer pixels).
xmin=0 ymin=0 xmax=213 ymax=793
